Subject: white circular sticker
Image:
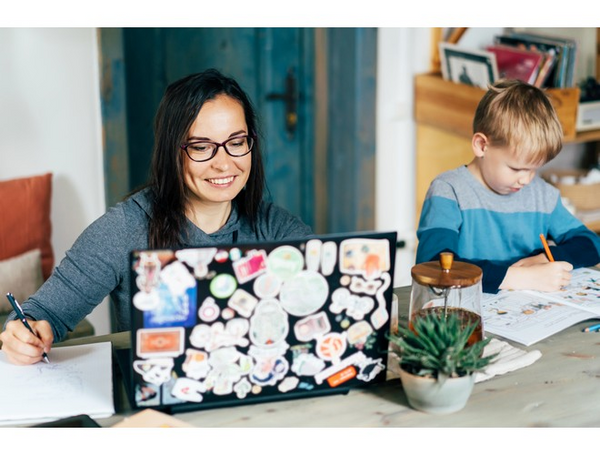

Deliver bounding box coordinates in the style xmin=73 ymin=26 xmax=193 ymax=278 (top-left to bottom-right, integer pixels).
xmin=279 ymin=270 xmax=329 ymax=316
xmin=267 ymin=246 xmax=304 ymax=282
xmin=133 ymin=290 xmax=160 ymax=311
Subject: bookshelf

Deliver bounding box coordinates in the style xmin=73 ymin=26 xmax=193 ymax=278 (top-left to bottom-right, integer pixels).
xmin=414 ymin=29 xmax=600 ymax=233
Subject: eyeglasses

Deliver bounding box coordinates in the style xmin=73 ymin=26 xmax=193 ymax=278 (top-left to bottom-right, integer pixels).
xmin=180 ymin=135 xmax=255 ymax=162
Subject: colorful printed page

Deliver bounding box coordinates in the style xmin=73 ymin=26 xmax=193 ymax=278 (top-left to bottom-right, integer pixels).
xmin=525 ymin=268 xmax=600 ymax=311
xmin=482 ymin=268 xmax=600 ymax=346
xmin=0 ymin=342 xmax=115 ymax=425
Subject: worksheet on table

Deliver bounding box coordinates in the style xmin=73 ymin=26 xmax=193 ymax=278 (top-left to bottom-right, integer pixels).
xmin=482 ymin=268 xmax=600 ymax=346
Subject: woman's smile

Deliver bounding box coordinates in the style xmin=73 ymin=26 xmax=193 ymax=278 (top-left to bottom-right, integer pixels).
xmin=206 ymin=175 xmax=236 ymax=186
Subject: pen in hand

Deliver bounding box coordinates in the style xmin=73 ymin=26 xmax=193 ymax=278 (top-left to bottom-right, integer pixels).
xmin=5 ymin=293 xmax=50 ymax=363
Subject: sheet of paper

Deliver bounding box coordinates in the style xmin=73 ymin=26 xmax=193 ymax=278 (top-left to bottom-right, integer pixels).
xmin=482 ymin=290 xmax=593 ymax=346
xmin=0 ymin=341 xmax=115 ymax=426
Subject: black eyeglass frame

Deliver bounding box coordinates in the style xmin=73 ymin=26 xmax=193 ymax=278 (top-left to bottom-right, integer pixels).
xmin=180 ymin=134 xmax=255 ymax=162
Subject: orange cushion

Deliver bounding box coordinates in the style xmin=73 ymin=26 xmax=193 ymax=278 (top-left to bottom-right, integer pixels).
xmin=0 ymin=173 xmax=54 ymax=280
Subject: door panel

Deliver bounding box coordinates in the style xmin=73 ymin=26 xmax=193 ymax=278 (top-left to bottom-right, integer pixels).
xmin=258 ymin=29 xmax=314 ymax=228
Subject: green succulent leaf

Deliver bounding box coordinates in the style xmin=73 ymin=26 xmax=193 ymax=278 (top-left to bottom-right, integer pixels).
xmin=387 ymin=310 xmax=496 ymax=379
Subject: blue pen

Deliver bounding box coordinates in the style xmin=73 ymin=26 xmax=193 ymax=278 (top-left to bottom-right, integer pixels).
xmin=5 ymin=293 xmax=50 ymax=363
xmin=582 ymin=323 xmax=600 ymax=333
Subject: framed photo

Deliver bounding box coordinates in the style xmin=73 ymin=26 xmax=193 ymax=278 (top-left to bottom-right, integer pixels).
xmin=439 ymin=42 xmax=499 ymax=89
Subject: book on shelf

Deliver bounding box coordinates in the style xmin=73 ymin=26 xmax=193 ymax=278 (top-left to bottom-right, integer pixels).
xmin=482 ymin=268 xmax=600 ymax=346
xmin=486 ymin=44 xmax=544 ymax=85
xmin=438 ymin=42 xmax=498 ymax=89
xmin=533 ymin=48 xmax=558 ymax=88
xmin=493 ymin=32 xmax=577 ymax=88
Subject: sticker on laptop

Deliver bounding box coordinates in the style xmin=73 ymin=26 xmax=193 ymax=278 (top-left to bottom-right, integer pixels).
xmin=249 ymin=354 xmax=289 ymax=387
xmin=135 ymin=383 xmax=160 ymax=406
xmin=346 ymin=320 xmax=374 ymax=347
xmin=175 ymin=247 xmax=217 ymax=278
xmin=232 ymin=249 xmax=268 ymax=284
xmin=249 ymin=299 xmax=289 ymax=347
xmin=305 ymin=238 xmax=322 ymax=272
xmin=279 ymin=270 xmax=329 ymax=316
xmin=137 ymin=327 xmax=185 ymax=358
xmin=253 ymin=273 xmax=282 ymax=299
xmin=181 ymin=348 xmax=211 ymax=380
xmin=294 ymin=311 xmax=331 ymax=342
xmin=330 ymin=287 xmax=374 ymax=320
xmin=321 ymin=241 xmax=337 ymax=276
xmin=315 ymin=332 xmax=347 ymax=363
xmin=228 ymin=288 xmax=259 ymax=318
xmin=133 ymin=358 xmax=175 ymax=386
xmin=314 ymin=351 xmax=368 ymax=385
xmin=143 ymin=283 xmax=197 ymax=329
xmin=339 ymin=238 xmax=391 ymax=280
xmin=171 ymin=377 xmax=207 ymax=403
xmin=189 ymin=319 xmax=250 ymax=352
xmin=267 ymin=246 xmax=304 ymax=282
xmin=371 ymin=272 xmax=392 ymax=330
xmin=134 ymin=252 xmax=162 ymax=293
xmin=210 ymin=273 xmax=237 ymax=299
xmin=291 ymin=352 xmax=326 ymax=376
xmin=356 ymin=357 xmax=386 ymax=382
xmin=133 ymin=289 xmax=161 ymax=311
xmin=198 ymin=297 xmax=220 ymax=322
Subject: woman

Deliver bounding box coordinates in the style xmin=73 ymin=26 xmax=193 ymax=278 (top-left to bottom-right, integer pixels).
xmin=1 ymin=69 xmax=312 ymax=365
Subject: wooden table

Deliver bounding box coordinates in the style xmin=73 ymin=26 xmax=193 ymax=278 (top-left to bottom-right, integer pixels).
xmin=58 ymin=285 xmax=600 ymax=428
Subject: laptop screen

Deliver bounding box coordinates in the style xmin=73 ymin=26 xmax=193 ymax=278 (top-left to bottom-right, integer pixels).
xmin=127 ymin=231 xmax=397 ymax=412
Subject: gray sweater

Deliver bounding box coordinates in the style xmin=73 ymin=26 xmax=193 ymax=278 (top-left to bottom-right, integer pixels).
xmin=8 ymin=188 xmax=313 ymax=341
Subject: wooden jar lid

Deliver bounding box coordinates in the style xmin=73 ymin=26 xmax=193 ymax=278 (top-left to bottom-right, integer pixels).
xmin=411 ymin=253 xmax=482 ymax=288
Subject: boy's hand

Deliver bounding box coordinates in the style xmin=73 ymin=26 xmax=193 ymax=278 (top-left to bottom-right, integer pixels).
xmin=500 ymin=261 xmax=573 ymax=292
xmin=511 ymin=253 xmax=549 ymax=267
xmin=0 ymin=319 xmax=53 ymax=365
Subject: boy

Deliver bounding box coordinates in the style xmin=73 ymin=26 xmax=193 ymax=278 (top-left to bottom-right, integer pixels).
xmin=416 ymin=79 xmax=600 ymax=294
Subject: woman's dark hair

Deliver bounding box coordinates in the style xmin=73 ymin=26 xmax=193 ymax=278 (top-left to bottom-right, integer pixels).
xmin=147 ymin=69 xmax=265 ymax=249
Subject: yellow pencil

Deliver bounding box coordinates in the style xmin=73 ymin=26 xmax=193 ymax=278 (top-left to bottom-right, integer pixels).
xmin=539 ymin=233 xmax=555 ymax=262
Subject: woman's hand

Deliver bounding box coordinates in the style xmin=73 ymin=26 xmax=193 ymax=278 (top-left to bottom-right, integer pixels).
xmin=0 ymin=319 xmax=53 ymax=365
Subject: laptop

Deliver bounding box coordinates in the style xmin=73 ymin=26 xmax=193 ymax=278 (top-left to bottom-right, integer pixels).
xmin=118 ymin=231 xmax=397 ymax=413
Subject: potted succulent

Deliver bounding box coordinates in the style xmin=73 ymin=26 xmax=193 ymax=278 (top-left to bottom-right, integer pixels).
xmin=387 ymin=310 xmax=496 ymax=415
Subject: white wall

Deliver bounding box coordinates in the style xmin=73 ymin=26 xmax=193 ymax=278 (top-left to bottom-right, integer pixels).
xmin=376 ymin=28 xmax=431 ymax=287
xmin=0 ymin=28 xmax=110 ymax=335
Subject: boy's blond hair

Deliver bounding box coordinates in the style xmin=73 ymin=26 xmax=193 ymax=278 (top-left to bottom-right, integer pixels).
xmin=473 ymin=79 xmax=563 ymax=165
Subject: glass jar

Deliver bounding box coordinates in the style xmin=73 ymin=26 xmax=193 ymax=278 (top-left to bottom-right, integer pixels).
xmin=409 ymin=252 xmax=483 ymax=345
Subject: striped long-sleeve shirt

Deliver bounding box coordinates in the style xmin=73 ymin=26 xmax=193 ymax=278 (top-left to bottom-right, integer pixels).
xmin=416 ymin=165 xmax=600 ymax=293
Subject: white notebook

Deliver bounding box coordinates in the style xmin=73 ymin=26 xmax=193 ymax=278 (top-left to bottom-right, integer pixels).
xmin=0 ymin=341 xmax=115 ymax=425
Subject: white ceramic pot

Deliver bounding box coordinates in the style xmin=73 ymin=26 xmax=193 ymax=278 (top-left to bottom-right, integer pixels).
xmin=398 ymin=368 xmax=475 ymax=415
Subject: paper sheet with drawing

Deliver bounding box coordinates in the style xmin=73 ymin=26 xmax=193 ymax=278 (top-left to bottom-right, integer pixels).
xmin=482 ymin=268 xmax=600 ymax=346
xmin=0 ymin=342 xmax=115 ymax=425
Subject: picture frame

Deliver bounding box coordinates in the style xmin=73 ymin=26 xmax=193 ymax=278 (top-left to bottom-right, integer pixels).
xmin=439 ymin=42 xmax=499 ymax=89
